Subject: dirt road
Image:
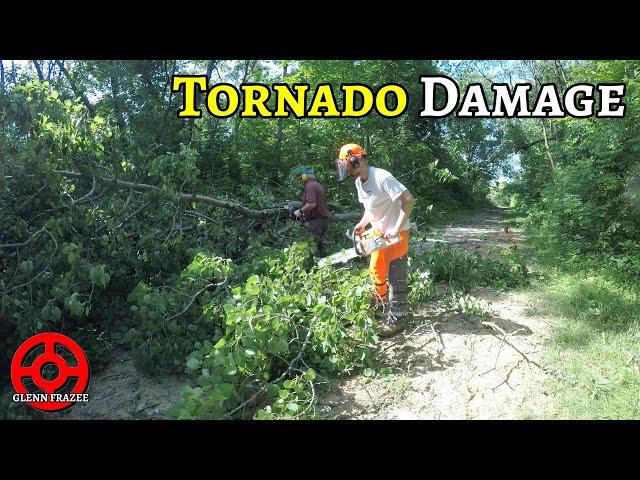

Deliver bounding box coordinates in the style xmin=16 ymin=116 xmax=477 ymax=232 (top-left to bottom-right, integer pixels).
xmin=318 ymin=209 xmax=555 ymax=419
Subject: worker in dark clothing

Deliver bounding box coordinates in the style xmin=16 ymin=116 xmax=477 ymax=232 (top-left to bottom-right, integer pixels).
xmin=293 ymin=167 xmax=330 ymax=257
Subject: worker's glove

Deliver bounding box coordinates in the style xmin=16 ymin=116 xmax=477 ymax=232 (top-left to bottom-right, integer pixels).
xmin=293 ymin=209 xmax=302 ymax=219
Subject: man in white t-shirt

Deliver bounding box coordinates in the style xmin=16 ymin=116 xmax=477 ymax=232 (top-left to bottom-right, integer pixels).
xmin=336 ymin=143 xmax=415 ymax=337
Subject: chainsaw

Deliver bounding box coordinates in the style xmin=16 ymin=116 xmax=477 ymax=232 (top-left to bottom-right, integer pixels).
xmin=317 ymin=227 xmax=401 ymax=267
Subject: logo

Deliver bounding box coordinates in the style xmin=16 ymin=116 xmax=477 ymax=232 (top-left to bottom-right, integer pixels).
xmin=11 ymin=332 xmax=90 ymax=412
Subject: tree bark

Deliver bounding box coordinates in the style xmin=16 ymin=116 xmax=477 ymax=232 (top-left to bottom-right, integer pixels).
xmin=275 ymin=63 xmax=288 ymax=163
xmin=541 ymin=120 xmax=555 ymax=170
xmin=46 ymin=60 xmax=54 ymax=81
xmin=33 ymin=61 xmax=45 ymax=81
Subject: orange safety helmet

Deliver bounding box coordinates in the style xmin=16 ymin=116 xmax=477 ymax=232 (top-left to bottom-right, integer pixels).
xmin=336 ymin=143 xmax=366 ymax=181
xmin=338 ymin=143 xmax=367 ymax=160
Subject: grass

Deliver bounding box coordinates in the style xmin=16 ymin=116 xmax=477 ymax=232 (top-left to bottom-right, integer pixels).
xmin=523 ymin=249 xmax=640 ymax=419
xmin=499 ymin=208 xmax=527 ymax=230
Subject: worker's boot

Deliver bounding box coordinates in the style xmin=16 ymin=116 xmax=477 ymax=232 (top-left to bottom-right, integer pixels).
xmin=379 ymin=254 xmax=409 ymax=338
xmin=378 ymin=311 xmax=405 ymax=338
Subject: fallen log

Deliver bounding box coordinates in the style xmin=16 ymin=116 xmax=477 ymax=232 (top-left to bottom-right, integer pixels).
xmin=53 ymin=170 xmax=361 ymax=221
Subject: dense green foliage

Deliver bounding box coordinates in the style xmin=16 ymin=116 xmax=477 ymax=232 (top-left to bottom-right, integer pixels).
xmin=166 ymin=243 xmax=377 ymax=419
xmin=2 ymin=60 xmax=509 ymax=418
xmin=3 ymin=59 xmax=639 ymax=419
xmin=494 ymin=61 xmax=640 ymax=418
xmin=501 ymin=62 xmax=640 ymax=259
xmin=413 ymin=243 xmax=529 ymax=291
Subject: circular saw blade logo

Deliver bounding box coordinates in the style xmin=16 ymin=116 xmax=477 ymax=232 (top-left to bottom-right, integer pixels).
xmin=11 ymin=332 xmax=90 ymax=412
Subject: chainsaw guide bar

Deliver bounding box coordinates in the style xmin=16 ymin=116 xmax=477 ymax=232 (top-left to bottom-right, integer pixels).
xmin=317 ymin=228 xmax=400 ymax=267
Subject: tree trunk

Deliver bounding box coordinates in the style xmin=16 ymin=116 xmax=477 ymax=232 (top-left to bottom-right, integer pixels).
xmin=56 ymin=60 xmax=95 ymax=114
xmin=156 ymin=60 xmax=178 ymax=145
xmin=33 ymin=61 xmax=45 ymax=81
xmin=275 ymin=63 xmax=288 ymax=163
xmin=46 ymin=61 xmax=53 ymax=80
xmin=541 ymin=120 xmax=555 ymax=170
xmin=109 ymin=61 xmax=126 ymax=131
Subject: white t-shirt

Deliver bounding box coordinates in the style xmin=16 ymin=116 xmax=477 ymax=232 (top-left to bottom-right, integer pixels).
xmin=355 ymin=166 xmax=409 ymax=234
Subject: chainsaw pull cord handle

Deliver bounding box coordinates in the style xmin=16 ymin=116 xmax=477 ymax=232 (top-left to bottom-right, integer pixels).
xmin=352 ymin=228 xmax=365 ymax=256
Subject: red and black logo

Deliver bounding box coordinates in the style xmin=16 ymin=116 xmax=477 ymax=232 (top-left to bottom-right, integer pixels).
xmin=11 ymin=332 xmax=90 ymax=412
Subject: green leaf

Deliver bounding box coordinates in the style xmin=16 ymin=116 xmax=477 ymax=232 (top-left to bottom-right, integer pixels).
xmin=127 ymin=281 xmax=148 ymax=304
xmin=64 ymin=293 xmax=84 ymax=317
xmin=124 ymin=328 xmax=137 ymax=343
xmin=268 ymin=338 xmax=288 ymax=355
xmin=278 ymin=389 xmax=289 ymax=400
xmin=166 ymin=404 xmax=182 ymax=418
xmin=20 ymin=260 xmax=33 ymax=274
xmin=209 ymin=390 xmax=228 ymax=401
xmin=186 ymin=357 xmax=200 ymax=370
xmin=90 ymin=266 xmax=98 ymax=285
xmin=286 ymin=402 xmax=299 ymax=413
xmin=303 ymin=368 xmax=316 ymax=381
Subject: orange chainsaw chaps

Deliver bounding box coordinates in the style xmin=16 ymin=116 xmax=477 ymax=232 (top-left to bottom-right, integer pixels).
xmin=369 ymin=230 xmax=409 ymax=298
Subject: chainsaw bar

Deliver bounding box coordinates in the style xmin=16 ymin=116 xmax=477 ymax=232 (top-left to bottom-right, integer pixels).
xmin=317 ymin=247 xmax=359 ymax=267
xmin=317 ymin=227 xmax=403 ymax=267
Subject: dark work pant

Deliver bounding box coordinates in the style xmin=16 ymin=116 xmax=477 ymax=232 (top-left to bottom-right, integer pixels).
xmin=388 ymin=253 xmax=408 ymax=318
xmin=308 ymin=217 xmax=329 ymax=256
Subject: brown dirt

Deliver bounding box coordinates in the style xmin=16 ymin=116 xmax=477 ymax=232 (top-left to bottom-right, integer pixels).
xmin=318 ymin=208 xmax=555 ymax=419
xmin=52 ymin=349 xmax=190 ymax=420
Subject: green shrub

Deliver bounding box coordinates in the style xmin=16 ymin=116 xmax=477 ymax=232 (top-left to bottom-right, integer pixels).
xmin=126 ymin=252 xmax=234 ymax=373
xmin=166 ymin=242 xmax=377 ymax=419
xmin=414 ymin=243 xmax=529 ymax=291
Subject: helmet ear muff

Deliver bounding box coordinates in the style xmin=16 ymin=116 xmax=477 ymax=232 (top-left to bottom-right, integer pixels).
xmin=349 ymin=156 xmax=360 ymax=169
xmin=301 ymin=173 xmax=308 ymax=182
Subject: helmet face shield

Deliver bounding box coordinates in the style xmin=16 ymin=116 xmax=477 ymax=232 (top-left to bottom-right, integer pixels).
xmin=336 ymin=159 xmax=348 ymax=182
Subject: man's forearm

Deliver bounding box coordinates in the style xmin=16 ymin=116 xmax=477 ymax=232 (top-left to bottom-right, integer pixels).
xmin=358 ymin=211 xmax=370 ymax=226
xmin=301 ymin=202 xmax=316 ymax=214
xmin=393 ymin=193 xmax=415 ymax=231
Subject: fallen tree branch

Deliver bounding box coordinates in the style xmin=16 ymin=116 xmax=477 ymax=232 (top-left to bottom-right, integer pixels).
xmin=165 ymin=280 xmax=225 ymax=323
xmin=491 ymin=357 xmax=524 ymax=392
xmin=71 ymin=176 xmax=98 ymax=205
xmin=17 ymin=181 xmax=48 ymax=211
xmin=53 ymin=169 xmax=361 ymax=221
xmin=513 ymin=134 xmax=561 ymax=152
xmin=481 ymin=321 xmax=543 ymax=370
xmin=1 ymin=228 xmax=47 ymax=249
xmin=222 ymin=324 xmax=314 ymax=419
xmin=183 ymin=210 xmax=220 ymax=224
xmin=95 ymin=201 xmax=152 ymax=234
xmin=4 ymin=229 xmax=58 ymax=294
